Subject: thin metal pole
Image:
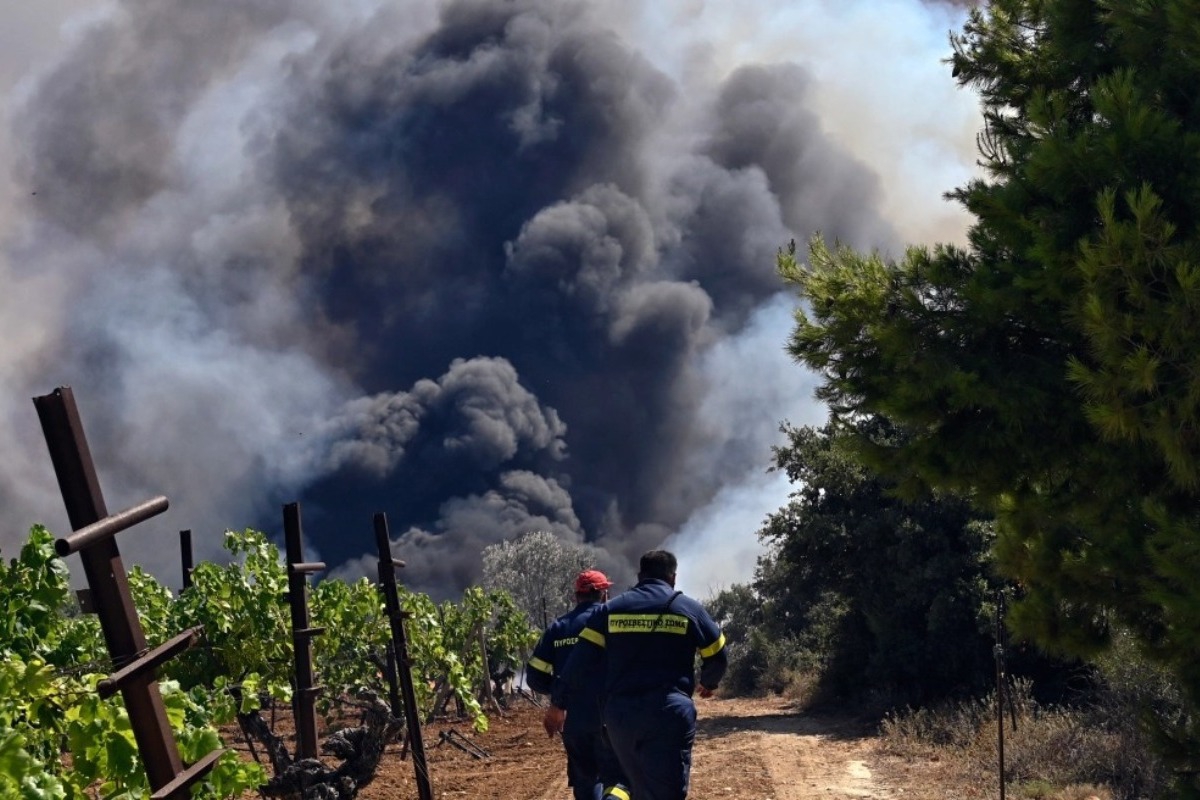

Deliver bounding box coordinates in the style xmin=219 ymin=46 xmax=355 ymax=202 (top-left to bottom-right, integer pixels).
xmin=374 ymin=512 xmax=434 ymax=800
xmin=283 ymin=503 xmax=322 ymax=760
xmin=995 ymin=590 xmax=1006 ymax=800
xmin=384 ymin=641 xmax=403 ymax=717
xmin=180 ymin=530 xmax=193 ymax=590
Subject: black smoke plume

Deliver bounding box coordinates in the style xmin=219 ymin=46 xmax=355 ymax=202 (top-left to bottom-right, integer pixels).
xmin=1 ymin=0 xmax=974 ymax=596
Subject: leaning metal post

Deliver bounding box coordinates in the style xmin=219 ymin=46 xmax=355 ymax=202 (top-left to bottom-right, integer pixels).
xmin=34 ymin=388 xmax=184 ymax=787
xmin=374 ymin=512 xmax=434 ymax=800
xmin=33 ymin=387 xmax=222 ymax=798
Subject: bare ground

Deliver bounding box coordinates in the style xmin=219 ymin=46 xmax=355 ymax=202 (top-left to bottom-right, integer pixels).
xmin=232 ymin=694 xmax=968 ymax=799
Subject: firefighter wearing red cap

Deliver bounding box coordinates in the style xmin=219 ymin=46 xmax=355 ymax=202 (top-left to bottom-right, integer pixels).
xmin=526 ymin=569 xmax=629 ymax=800
xmin=547 ymin=550 xmax=727 ymax=800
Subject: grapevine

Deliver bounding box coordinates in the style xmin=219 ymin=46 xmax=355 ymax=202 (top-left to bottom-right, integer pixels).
xmin=0 ymin=526 xmax=265 ymax=799
xmin=0 ymin=525 xmax=540 ymax=795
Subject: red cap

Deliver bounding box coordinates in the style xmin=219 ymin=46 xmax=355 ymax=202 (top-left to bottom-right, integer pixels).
xmin=575 ymin=569 xmax=613 ymax=593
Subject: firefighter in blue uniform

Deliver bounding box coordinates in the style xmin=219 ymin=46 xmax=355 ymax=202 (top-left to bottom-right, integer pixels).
xmin=526 ymin=569 xmax=628 ymax=800
xmin=548 ymin=550 xmax=727 ymax=800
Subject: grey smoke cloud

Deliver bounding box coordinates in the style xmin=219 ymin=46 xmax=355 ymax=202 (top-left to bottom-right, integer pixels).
xmin=318 ymin=356 xmax=567 ymax=477
xmin=0 ymin=0 xmax=978 ymax=597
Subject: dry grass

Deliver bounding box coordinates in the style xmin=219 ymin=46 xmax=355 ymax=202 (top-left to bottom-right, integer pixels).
xmin=878 ymin=679 xmax=1169 ymax=800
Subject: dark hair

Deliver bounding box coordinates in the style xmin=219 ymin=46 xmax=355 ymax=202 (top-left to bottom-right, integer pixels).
xmin=638 ymin=550 xmax=677 ymax=582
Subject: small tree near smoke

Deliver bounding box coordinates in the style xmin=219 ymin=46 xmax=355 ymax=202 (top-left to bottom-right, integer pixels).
xmin=481 ymin=531 xmax=594 ymax=627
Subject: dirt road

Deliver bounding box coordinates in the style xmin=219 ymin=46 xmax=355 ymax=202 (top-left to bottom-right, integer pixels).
xmin=690 ymin=696 xmax=890 ymax=799
xmin=358 ymin=694 xmax=954 ymax=799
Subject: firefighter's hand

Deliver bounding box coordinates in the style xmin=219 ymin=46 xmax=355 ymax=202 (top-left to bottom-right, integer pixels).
xmin=697 ymin=684 xmax=715 ymax=699
xmin=543 ymin=706 xmax=566 ymax=737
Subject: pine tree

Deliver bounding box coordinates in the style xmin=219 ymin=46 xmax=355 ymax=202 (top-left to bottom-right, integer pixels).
xmin=781 ymin=0 xmax=1200 ymax=783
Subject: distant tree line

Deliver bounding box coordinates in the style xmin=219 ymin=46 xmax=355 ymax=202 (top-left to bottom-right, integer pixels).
xmin=709 ymin=418 xmax=1080 ymax=709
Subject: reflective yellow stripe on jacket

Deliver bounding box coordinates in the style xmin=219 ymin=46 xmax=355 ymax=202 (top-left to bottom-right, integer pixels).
xmin=698 ymin=633 xmax=726 ymax=659
xmin=580 ymin=627 xmax=606 ymax=647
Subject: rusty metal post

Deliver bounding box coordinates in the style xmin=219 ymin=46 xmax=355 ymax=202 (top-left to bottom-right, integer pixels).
xmin=33 ymin=388 xmax=184 ymax=788
xmin=179 ymin=530 xmax=193 ymax=591
xmin=283 ymin=502 xmax=323 ymax=760
xmin=374 ymin=512 xmax=433 ymax=800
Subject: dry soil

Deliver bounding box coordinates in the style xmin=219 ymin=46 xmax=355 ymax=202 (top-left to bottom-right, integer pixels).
xmin=233 ymin=694 xmax=965 ymax=800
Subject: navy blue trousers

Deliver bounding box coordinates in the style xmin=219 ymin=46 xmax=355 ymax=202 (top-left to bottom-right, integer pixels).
xmin=561 ymin=728 xmax=625 ymax=800
xmin=603 ymin=691 xmax=696 ymax=800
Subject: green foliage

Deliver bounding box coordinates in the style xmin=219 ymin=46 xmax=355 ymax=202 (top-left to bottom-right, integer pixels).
xmin=0 ymin=526 xmax=264 ymax=799
xmin=127 ymin=565 xmax=178 ymax=651
xmin=780 ymin=0 xmax=1200 ymax=788
xmin=707 ymin=583 xmax=763 ymax=654
xmin=138 ymin=529 xmax=536 ymax=732
xmin=0 ymin=527 xmax=104 ymax=669
xmin=404 ymin=585 xmax=538 ymax=731
xmin=709 ymin=583 xmax=811 ymax=697
xmin=0 ymin=525 xmax=538 ymax=798
xmin=720 ymin=628 xmax=808 ymax=698
xmin=0 ymin=655 xmax=70 ymax=800
xmin=170 ymin=529 xmax=294 ymax=701
xmin=484 ymin=589 xmax=541 ymax=674
xmin=739 ymin=421 xmax=1005 ymax=706
xmin=310 ymin=576 xmax=390 ymax=715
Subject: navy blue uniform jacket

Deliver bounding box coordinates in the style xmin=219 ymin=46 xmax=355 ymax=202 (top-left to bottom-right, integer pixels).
xmin=553 ymin=579 xmax=727 ymax=706
xmin=526 ymin=601 xmax=606 ymax=733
